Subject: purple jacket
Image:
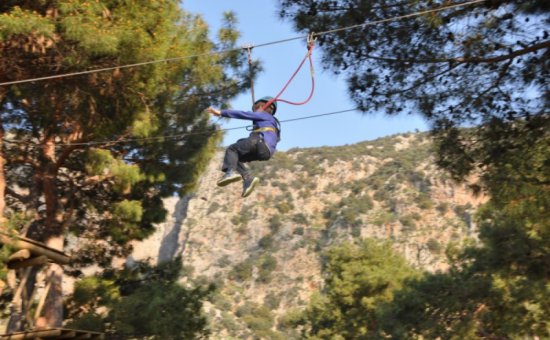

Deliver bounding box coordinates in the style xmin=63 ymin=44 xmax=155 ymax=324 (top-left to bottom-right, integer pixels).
xmin=221 ymin=109 xmax=279 ymax=155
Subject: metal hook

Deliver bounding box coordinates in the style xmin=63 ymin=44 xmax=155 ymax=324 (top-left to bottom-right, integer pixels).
xmin=307 ymin=32 xmax=317 ymax=49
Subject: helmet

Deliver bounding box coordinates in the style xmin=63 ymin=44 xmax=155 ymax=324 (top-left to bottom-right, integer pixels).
xmin=253 ymin=96 xmax=277 ymax=114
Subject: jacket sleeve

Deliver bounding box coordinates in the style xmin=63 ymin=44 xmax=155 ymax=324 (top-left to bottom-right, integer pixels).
xmin=221 ymin=109 xmax=272 ymax=121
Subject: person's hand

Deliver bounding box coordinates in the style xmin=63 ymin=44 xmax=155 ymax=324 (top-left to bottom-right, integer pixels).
xmin=206 ymin=107 xmax=221 ymax=116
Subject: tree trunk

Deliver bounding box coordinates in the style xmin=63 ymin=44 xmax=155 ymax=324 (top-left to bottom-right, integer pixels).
xmin=37 ymin=138 xmax=64 ymax=328
xmin=0 ymin=121 xmax=6 ymax=225
xmin=36 ymin=238 xmax=64 ymax=328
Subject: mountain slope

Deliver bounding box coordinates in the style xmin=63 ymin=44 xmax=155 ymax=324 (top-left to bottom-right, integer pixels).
xmin=132 ymin=132 xmax=487 ymax=338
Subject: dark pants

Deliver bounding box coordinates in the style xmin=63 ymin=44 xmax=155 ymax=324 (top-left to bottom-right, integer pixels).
xmin=222 ymin=135 xmax=271 ymax=179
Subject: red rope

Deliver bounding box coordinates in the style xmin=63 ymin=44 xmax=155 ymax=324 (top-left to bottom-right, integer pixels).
xmin=260 ymin=39 xmax=316 ymax=112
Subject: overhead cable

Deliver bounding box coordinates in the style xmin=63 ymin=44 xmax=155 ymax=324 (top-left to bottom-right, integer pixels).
xmin=3 ymin=108 xmax=361 ymax=147
xmin=0 ymin=0 xmax=486 ymax=87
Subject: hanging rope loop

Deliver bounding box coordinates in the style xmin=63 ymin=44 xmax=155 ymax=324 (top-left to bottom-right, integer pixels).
xmin=260 ymin=34 xmax=316 ymax=113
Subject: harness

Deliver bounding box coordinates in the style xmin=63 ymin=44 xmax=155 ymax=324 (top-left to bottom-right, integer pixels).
xmin=250 ymin=117 xmax=282 ymax=142
xmin=252 ymin=127 xmax=278 ymax=133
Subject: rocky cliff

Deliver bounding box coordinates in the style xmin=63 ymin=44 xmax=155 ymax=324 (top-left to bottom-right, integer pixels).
xmin=130 ymin=132 xmax=487 ymax=338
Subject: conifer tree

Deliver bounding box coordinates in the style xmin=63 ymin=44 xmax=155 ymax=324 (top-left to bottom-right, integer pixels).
xmin=379 ymin=125 xmax=549 ymax=339
xmin=280 ymin=2 xmax=549 ymax=336
xmin=0 ymin=0 xmax=249 ymax=329
xmin=67 ymin=258 xmax=214 ymax=338
xmin=279 ymin=0 xmax=549 ymax=188
xmin=298 ymin=239 xmax=418 ymax=339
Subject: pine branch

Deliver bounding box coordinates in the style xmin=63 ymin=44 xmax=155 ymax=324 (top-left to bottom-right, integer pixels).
xmin=363 ymin=40 xmax=550 ymax=64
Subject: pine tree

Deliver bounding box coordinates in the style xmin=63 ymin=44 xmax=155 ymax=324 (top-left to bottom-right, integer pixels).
xmin=280 ymin=2 xmax=549 ymax=336
xmin=67 ymin=258 xmax=214 ymax=339
xmin=279 ymin=0 xmax=549 ymax=188
xmin=299 ymin=239 xmax=418 ymax=339
xmin=373 ymin=123 xmax=550 ymax=338
xmin=0 ymin=0 xmax=249 ymax=329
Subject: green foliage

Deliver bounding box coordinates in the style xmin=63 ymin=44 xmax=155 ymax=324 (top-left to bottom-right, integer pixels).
xmin=236 ymin=302 xmax=278 ymax=338
xmin=415 ymin=192 xmax=434 ymax=210
xmin=257 ymin=254 xmax=277 ymax=283
xmin=211 ymin=292 xmax=232 ymax=312
xmin=399 ymin=214 xmax=417 ymax=232
xmin=323 ymin=192 xmax=373 ymax=230
xmin=278 ymin=308 xmax=305 ymax=330
xmin=371 ymin=210 xmax=396 ymax=226
xmin=436 ymin=202 xmax=450 ymax=214
xmin=371 ymin=128 xmax=549 ymax=338
xmin=264 ymin=292 xmax=282 ymax=310
xmin=1 ymin=0 xmax=249 ymax=271
xmin=292 ymin=213 xmax=309 ymax=225
xmin=378 ymin=268 xmax=492 ymax=339
xmin=66 ymin=313 xmax=105 ymax=333
xmin=0 ymin=244 xmax=11 ymax=282
xmin=426 ymin=238 xmax=442 ymax=254
xmin=275 ymin=200 xmax=294 ymax=214
xmin=280 ymin=0 xmax=547 ymax=190
xmin=108 ymin=200 xmax=145 ymax=244
xmin=293 ymin=226 xmax=305 ymax=236
xmin=258 ymin=234 xmax=274 ymax=250
xmin=229 ymin=259 xmax=254 ymax=282
xmin=110 ymin=281 xmax=210 ymax=339
xmin=299 ymin=239 xmax=419 ymax=338
xmin=218 ymin=311 xmax=241 ymax=333
xmin=216 ymin=256 xmax=232 ymax=268
xmin=268 ymin=214 xmax=283 ymax=233
xmin=67 ymin=258 xmax=213 ymax=338
xmin=72 ymin=277 xmax=119 ymax=308
xmin=230 ymin=206 xmax=253 ymax=227
xmin=109 ymin=161 xmax=146 ymax=194
xmin=0 ymin=6 xmax=55 ymax=39
xmin=275 ymin=16 xmax=548 ymax=339
xmin=0 ymin=218 xmax=20 ymax=282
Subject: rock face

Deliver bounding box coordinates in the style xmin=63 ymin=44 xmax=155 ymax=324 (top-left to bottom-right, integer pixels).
xmin=131 ymin=132 xmax=487 ymax=338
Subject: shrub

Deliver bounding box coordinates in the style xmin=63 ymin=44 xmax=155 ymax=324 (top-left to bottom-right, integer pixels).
xmin=351 ymin=223 xmax=362 ymax=238
xmin=257 ymin=254 xmax=278 ymax=283
xmin=399 ymin=215 xmax=417 ymax=232
xmin=436 ymin=202 xmax=450 ymax=214
xmin=230 ymin=260 xmax=253 ymax=282
xmin=416 ymin=193 xmax=434 ymax=209
xmin=372 ymin=211 xmax=396 ymax=226
xmin=207 ymin=202 xmax=221 ymax=214
xmin=426 ymin=238 xmax=443 ymax=254
xmin=268 ymin=215 xmax=283 ymax=233
xmin=216 ymin=256 xmax=232 ymax=268
xmin=258 ymin=235 xmax=274 ymax=250
xmin=264 ymin=292 xmax=282 ymax=310
xmin=275 ymin=201 xmax=294 ymax=214
xmin=292 ymin=213 xmax=309 ymax=225
xmin=293 ymin=226 xmax=305 ymax=236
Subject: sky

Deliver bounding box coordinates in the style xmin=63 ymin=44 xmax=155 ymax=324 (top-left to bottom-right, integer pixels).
xmin=184 ymin=0 xmax=429 ymax=151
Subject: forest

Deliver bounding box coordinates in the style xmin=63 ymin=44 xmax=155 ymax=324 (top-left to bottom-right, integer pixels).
xmin=0 ymin=0 xmax=548 ymax=339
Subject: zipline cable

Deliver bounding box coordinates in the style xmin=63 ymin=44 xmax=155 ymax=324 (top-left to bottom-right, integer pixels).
xmin=2 ymin=108 xmax=360 ymax=147
xmin=314 ymin=0 xmax=485 ymax=37
xmin=0 ymin=0 xmax=486 ymax=87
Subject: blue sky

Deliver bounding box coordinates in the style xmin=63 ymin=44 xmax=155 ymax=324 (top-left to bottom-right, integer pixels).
xmin=184 ymin=0 xmax=429 ymax=151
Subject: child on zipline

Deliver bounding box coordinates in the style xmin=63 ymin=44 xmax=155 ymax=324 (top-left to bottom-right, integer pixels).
xmin=207 ymin=96 xmax=281 ymax=197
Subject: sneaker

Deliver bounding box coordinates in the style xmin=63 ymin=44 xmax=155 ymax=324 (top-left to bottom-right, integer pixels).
xmin=216 ymin=171 xmax=242 ymax=187
xmin=241 ymin=177 xmax=259 ymax=197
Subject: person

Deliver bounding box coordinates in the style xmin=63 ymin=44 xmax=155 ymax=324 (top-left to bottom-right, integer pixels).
xmin=207 ymin=96 xmax=281 ymax=197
